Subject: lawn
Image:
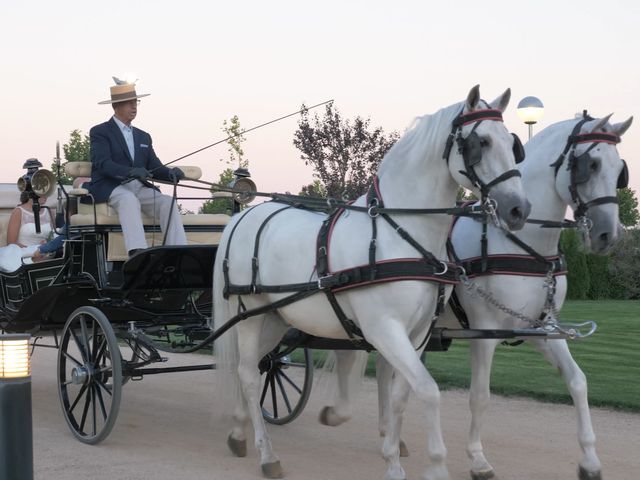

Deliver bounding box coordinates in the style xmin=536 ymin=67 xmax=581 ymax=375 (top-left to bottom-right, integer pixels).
xmin=419 ymin=300 xmax=640 ymax=412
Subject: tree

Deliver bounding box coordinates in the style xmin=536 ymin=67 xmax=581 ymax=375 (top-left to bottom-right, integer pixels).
xmin=608 ymin=229 xmax=640 ymax=299
xmin=51 ymin=129 xmax=90 ymax=183
xmin=299 ymin=179 xmax=327 ymax=197
xmin=617 ymin=187 xmax=639 ymax=227
xmin=200 ymin=168 xmax=235 ymax=214
xmin=560 ymin=229 xmax=590 ymax=299
xmin=200 ymin=116 xmax=248 ymax=214
xmin=293 ymin=103 xmax=399 ymax=199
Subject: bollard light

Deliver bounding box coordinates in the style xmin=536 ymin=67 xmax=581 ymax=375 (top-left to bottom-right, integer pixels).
xmin=516 ymin=96 xmax=544 ymax=140
xmin=0 ymin=333 xmax=34 ymax=480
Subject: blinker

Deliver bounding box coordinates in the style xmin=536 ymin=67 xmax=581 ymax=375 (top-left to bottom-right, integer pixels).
xmin=461 ymin=131 xmax=482 ymax=167
xmin=617 ymin=160 xmax=629 ymax=189
xmin=512 ymin=134 xmax=525 ymax=164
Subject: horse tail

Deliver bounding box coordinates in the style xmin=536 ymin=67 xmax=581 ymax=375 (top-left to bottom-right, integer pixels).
xmin=212 ymin=246 xmax=242 ymax=413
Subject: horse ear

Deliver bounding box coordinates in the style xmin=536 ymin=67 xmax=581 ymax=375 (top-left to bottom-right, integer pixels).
xmin=466 ymin=85 xmax=481 ymax=110
xmin=589 ymin=113 xmax=613 ymax=133
xmin=489 ymin=88 xmax=511 ymax=112
xmin=611 ymin=116 xmax=633 ymax=137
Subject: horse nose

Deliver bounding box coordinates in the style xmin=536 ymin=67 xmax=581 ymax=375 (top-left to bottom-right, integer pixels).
xmin=593 ymin=229 xmax=618 ymax=254
xmin=507 ymin=199 xmax=531 ymax=231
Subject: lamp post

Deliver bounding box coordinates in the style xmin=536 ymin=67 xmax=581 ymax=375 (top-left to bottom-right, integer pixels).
xmin=516 ymin=96 xmax=545 ymax=140
xmin=0 ymin=334 xmax=33 ymax=480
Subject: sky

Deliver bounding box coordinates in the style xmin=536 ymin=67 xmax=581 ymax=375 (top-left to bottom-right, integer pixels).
xmin=2 ymin=0 xmax=639 ymax=210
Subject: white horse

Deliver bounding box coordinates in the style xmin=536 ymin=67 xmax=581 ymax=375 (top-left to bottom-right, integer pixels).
xmin=213 ymin=85 xmax=530 ymax=480
xmin=324 ymin=113 xmax=632 ymax=480
xmin=448 ymin=113 xmax=632 ymax=480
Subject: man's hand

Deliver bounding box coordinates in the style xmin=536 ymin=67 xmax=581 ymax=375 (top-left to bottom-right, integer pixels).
xmin=168 ymin=167 xmax=185 ymax=183
xmin=129 ymin=167 xmax=152 ymax=180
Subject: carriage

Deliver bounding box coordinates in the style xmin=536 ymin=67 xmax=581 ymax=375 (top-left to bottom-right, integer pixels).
xmin=0 ymin=161 xmax=318 ymax=444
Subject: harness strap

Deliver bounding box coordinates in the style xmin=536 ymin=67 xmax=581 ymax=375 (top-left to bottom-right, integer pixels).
xmin=459 ymin=254 xmax=567 ymax=278
xmin=250 ymin=206 xmax=293 ymax=291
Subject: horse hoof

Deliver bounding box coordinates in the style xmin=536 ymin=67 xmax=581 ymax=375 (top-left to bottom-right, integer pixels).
xmin=399 ymin=439 xmax=409 ymax=457
xmin=470 ymin=469 xmax=495 ymax=480
xmin=262 ymin=460 xmax=284 ymax=478
xmin=578 ymin=466 xmax=602 ymax=480
xmin=227 ymin=434 xmax=247 ymax=457
xmin=318 ymin=406 xmax=348 ymax=426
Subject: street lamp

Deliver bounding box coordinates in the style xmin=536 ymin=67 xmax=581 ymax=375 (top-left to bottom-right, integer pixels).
xmin=0 ymin=333 xmax=33 ymax=480
xmin=517 ymin=96 xmax=545 ymax=140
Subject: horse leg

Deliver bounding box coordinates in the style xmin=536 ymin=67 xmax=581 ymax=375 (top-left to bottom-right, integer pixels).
xmin=235 ymin=317 xmax=285 ymax=478
xmin=467 ymin=339 xmax=500 ymax=480
xmin=530 ymin=339 xmax=602 ymax=480
xmin=319 ymin=350 xmax=365 ymax=427
xmin=366 ymin=326 xmax=450 ymax=480
xmin=377 ymin=355 xmax=410 ymax=457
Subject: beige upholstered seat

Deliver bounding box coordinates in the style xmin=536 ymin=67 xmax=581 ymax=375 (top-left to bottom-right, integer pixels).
xmin=63 ymin=162 xmax=230 ymax=260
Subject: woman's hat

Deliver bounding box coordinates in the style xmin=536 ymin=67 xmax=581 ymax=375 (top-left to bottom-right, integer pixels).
xmin=98 ymin=78 xmax=150 ymax=105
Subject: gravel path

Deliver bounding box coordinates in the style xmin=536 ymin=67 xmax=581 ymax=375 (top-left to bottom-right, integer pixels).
xmin=30 ymin=344 xmax=640 ymax=480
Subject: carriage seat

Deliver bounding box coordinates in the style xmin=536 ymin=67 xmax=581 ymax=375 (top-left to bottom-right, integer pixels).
xmin=64 ymin=162 xmax=232 ymax=227
xmin=64 ymin=162 xmax=230 ymax=260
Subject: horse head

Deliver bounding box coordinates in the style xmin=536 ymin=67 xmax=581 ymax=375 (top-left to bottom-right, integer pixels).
xmin=553 ymin=114 xmax=633 ymax=253
xmin=445 ymin=85 xmax=531 ymax=230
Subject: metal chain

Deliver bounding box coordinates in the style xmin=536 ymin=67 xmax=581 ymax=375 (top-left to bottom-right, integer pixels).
xmin=460 ymin=273 xmax=550 ymax=327
xmin=459 ymin=273 xmax=596 ymax=339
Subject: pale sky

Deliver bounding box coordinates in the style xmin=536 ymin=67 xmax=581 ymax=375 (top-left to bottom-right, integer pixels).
xmin=2 ymin=0 xmax=638 ymax=207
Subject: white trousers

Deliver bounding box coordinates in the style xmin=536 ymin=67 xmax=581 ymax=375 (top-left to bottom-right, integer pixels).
xmin=109 ymin=181 xmax=187 ymax=253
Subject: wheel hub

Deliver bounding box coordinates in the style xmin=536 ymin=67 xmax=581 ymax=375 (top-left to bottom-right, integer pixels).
xmin=71 ymin=366 xmax=90 ymax=385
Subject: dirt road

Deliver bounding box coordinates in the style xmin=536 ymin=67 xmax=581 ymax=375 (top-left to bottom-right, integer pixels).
xmin=30 ymin=345 xmax=640 ymax=480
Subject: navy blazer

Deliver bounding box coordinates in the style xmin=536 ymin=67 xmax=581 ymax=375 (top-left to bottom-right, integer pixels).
xmin=86 ymin=118 xmax=173 ymax=203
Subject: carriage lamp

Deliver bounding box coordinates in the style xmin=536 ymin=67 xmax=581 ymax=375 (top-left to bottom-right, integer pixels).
xmin=516 ymin=96 xmax=545 ymax=140
xmin=0 ymin=334 xmax=33 ymax=480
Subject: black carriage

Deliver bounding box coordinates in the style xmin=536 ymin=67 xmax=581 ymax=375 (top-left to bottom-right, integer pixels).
xmin=0 ymin=164 xmax=314 ymax=444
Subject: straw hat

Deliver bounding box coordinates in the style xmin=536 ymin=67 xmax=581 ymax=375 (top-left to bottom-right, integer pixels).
xmin=98 ymin=79 xmax=150 ymax=105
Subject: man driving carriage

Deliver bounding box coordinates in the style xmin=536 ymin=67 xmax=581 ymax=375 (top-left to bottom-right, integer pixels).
xmin=84 ymin=78 xmax=187 ymax=256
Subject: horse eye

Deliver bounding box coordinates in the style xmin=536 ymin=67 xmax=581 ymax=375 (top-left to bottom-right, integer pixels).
xmin=479 ymin=138 xmax=489 ymax=147
xmin=590 ymin=160 xmax=599 ymax=172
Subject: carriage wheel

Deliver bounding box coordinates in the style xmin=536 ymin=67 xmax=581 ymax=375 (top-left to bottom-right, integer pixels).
xmin=57 ymin=306 xmax=123 ymax=444
xmin=259 ymin=346 xmax=313 ymax=425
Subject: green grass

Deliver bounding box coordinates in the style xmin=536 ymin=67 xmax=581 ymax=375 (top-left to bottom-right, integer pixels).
xmin=273 ymin=300 xmax=640 ymax=412
xmin=420 ymin=300 xmax=640 ymax=412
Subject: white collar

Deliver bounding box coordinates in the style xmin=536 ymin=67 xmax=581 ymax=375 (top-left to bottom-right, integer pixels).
xmin=112 ymin=115 xmax=132 ymax=131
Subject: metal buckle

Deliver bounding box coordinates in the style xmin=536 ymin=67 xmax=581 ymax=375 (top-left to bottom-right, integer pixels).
xmin=577 ymin=216 xmax=593 ymax=233
xmin=368 ymin=198 xmax=379 ymax=218
xmin=434 ymin=261 xmax=449 ymax=276
xmin=317 ymin=275 xmax=332 ymax=289
xmin=483 ymin=197 xmax=500 ymax=227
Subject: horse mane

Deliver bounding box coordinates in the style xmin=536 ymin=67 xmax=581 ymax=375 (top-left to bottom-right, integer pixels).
xmin=378 ymin=101 xmax=463 ymax=177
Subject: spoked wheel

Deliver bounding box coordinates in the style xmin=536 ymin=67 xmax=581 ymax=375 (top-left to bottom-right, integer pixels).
xmin=57 ymin=306 xmax=122 ymax=444
xmin=259 ymin=346 xmax=313 ymax=425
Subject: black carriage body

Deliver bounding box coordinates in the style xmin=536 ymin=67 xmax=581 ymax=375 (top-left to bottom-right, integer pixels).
xmin=0 ymin=223 xmax=220 ymax=334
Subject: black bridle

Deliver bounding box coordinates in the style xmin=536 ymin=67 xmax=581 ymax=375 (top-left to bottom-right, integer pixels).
xmin=443 ymin=108 xmax=523 ymax=200
xmin=551 ymin=115 xmax=625 ymax=220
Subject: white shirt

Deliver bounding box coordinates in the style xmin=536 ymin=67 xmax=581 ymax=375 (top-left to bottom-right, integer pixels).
xmin=113 ymin=115 xmax=135 ymax=161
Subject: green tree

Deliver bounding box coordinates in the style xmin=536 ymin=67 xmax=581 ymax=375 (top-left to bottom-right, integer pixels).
xmin=617 ymin=187 xmax=639 ymax=227
xmin=299 ymin=179 xmax=327 ymax=197
xmin=51 ymin=129 xmax=90 ymax=183
xmin=200 ymin=168 xmax=235 ymax=214
xmin=293 ymin=103 xmax=399 ymax=199
xmin=586 ymin=254 xmax=611 ymax=299
xmin=560 ymin=229 xmax=590 ymax=299
xmin=608 ymin=229 xmax=640 ymax=299
xmin=200 ymin=116 xmax=248 ymax=214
